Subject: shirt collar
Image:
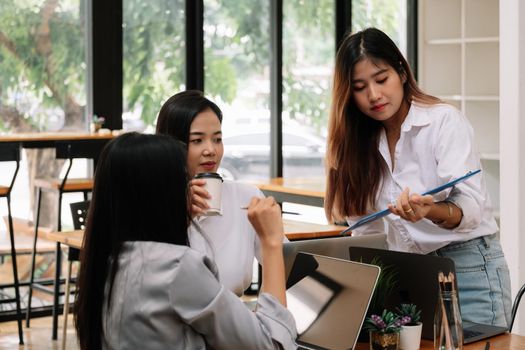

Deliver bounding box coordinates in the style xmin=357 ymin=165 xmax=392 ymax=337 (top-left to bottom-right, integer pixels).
xmin=401 ymin=103 xmax=432 ymax=132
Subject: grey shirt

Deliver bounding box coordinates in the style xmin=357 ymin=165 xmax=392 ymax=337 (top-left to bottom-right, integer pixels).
xmin=102 ymin=241 xmax=297 ymax=349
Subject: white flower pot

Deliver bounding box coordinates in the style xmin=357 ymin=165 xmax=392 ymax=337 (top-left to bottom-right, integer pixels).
xmin=399 ymin=323 xmax=422 ymax=350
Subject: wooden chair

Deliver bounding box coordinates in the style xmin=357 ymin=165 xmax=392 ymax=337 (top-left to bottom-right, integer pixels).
xmin=61 ymin=200 xmax=89 ymax=350
xmin=26 ymin=139 xmax=108 ymax=340
xmin=0 ymin=141 xmax=24 ymax=344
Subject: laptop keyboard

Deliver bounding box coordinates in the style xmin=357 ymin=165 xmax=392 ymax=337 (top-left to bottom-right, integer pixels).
xmin=463 ymin=328 xmax=484 ymax=339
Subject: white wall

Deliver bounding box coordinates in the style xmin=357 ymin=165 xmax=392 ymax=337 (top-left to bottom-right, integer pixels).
xmin=499 ymin=0 xmax=525 ymax=335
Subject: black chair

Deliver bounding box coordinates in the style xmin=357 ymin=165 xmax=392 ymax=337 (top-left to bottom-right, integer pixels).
xmin=60 ymin=200 xmax=89 ymax=350
xmin=69 ymin=200 xmax=90 ymax=231
xmin=0 ymin=142 xmax=24 ymax=345
xmin=26 ymin=139 xmax=108 ymax=339
xmin=509 ymin=283 xmax=525 ymax=332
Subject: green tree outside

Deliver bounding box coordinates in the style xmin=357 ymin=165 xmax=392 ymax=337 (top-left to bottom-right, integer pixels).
xmin=1 ymin=0 xmax=404 ymax=135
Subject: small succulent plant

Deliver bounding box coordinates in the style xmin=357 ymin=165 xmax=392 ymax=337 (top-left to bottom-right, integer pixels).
xmin=395 ymin=303 xmax=422 ymax=326
xmin=363 ymin=309 xmax=402 ymax=334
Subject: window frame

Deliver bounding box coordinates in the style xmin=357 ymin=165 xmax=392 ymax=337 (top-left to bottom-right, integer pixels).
xmin=94 ymin=0 xmax=417 ymax=178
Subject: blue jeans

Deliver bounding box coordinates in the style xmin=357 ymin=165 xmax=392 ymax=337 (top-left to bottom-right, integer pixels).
xmin=431 ymin=234 xmax=512 ymax=327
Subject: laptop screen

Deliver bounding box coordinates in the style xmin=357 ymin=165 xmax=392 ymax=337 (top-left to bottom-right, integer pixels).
xmin=282 ymin=233 xmax=387 ymax=280
xmin=286 ymin=253 xmax=380 ymax=350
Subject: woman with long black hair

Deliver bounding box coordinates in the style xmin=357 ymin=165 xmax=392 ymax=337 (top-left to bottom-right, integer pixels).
xmin=156 ymin=90 xmax=271 ymax=296
xmin=75 ymin=132 xmax=296 ymax=349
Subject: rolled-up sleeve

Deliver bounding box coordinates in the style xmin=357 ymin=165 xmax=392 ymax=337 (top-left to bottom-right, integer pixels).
xmin=435 ymin=108 xmax=486 ymax=233
xmin=169 ymin=249 xmax=297 ymax=350
xmin=448 ymin=183 xmax=485 ymax=232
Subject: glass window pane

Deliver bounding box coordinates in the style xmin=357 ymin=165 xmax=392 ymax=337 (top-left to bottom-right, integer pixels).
xmin=352 ymin=0 xmax=408 ymax=56
xmin=123 ymin=0 xmax=185 ymax=132
xmin=0 ymin=0 xmax=88 ymax=231
xmin=204 ymin=0 xmax=271 ymax=181
xmin=282 ymin=0 xmax=334 ymax=179
xmin=0 ymin=0 xmax=87 ymax=133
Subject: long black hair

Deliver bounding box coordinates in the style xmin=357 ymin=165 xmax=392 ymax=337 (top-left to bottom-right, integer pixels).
xmin=156 ymin=90 xmax=223 ymax=143
xmin=75 ymin=132 xmax=190 ymax=350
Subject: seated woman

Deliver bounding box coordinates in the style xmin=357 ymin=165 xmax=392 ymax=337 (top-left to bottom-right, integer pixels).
xmin=156 ymin=90 xmax=272 ymax=295
xmin=74 ymin=132 xmax=297 ymax=350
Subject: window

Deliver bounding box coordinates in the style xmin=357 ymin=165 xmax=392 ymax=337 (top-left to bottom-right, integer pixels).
xmin=352 ymin=0 xmax=408 ymax=56
xmin=0 ymin=0 xmax=88 ymax=230
xmin=122 ymin=0 xmax=185 ymax=132
xmin=204 ymin=0 xmax=271 ymax=180
xmin=282 ymin=0 xmax=334 ymax=179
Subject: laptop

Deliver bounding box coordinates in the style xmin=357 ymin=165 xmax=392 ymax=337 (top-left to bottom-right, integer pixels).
xmin=286 ymin=252 xmax=380 ymax=350
xmin=282 ymin=233 xmax=387 ymax=279
xmin=348 ymin=247 xmax=508 ymax=343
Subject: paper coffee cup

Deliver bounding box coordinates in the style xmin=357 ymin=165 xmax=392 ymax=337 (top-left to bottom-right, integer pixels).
xmin=194 ymin=172 xmax=223 ymax=216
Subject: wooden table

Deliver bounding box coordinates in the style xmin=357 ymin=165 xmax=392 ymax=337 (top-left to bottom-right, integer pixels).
xmin=45 ymin=230 xmax=84 ymax=250
xmin=255 ymin=177 xmax=326 ymax=207
xmin=354 ymin=333 xmax=525 ymax=349
xmin=283 ymin=219 xmax=345 ymax=240
xmin=45 ymin=219 xmax=346 ymax=250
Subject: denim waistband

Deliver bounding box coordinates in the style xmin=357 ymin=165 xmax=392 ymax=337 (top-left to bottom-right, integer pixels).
xmin=435 ymin=233 xmax=497 ymax=254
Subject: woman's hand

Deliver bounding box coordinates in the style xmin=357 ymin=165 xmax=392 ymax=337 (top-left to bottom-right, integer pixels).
xmin=189 ymin=178 xmax=210 ymax=218
xmin=246 ymin=196 xmax=284 ymax=249
xmin=388 ymin=187 xmax=434 ymax=223
xmin=246 ymin=196 xmax=286 ymax=306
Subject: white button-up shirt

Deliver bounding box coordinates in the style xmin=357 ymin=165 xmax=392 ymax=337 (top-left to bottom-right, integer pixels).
xmin=348 ymin=103 xmax=498 ymax=254
xmin=189 ymin=180 xmax=263 ymax=296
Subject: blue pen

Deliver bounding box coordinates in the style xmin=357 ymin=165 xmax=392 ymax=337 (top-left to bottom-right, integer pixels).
xmin=339 ymin=169 xmax=481 ymax=236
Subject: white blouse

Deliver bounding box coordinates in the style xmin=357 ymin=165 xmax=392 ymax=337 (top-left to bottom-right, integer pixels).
xmin=189 ymin=180 xmax=263 ymax=295
xmin=348 ymin=103 xmax=499 ymax=254
xmin=102 ymin=241 xmax=297 ymax=350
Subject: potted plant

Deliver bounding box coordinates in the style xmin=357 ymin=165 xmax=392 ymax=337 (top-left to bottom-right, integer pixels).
xmin=359 ymin=257 xmax=399 ymax=342
xmin=363 ymin=309 xmax=401 ymax=350
xmin=395 ymin=303 xmax=423 ymax=350
xmin=91 ymin=115 xmax=105 ymax=133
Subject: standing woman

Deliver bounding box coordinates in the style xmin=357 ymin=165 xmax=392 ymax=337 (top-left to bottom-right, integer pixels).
xmin=75 ymin=133 xmax=296 ymax=350
xmin=325 ymin=28 xmax=511 ymax=327
xmin=156 ymin=90 xmax=267 ymax=296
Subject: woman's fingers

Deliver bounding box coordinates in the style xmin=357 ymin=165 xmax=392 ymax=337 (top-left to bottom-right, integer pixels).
xmin=394 ymin=188 xmax=413 ymax=220
xmin=406 ymin=194 xmax=434 ymax=221
xmin=400 ymin=188 xmax=414 ymax=213
xmin=191 ymin=204 xmax=204 ymax=218
xmin=389 ymin=190 xmax=435 ymax=223
xmin=189 ymin=179 xmax=211 ymax=217
xmin=247 ymin=197 xmax=284 ymax=246
xmin=247 ymin=196 xmax=260 ymax=208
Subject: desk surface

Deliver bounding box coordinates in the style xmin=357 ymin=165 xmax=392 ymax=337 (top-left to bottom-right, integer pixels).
xmin=256 ymin=177 xmax=326 ymax=197
xmin=283 ymin=219 xmax=345 ymax=240
xmin=46 ymin=220 xmax=346 ymax=249
xmin=45 ymin=230 xmax=84 ymax=249
xmin=253 ymin=177 xmax=326 ymax=207
xmin=0 ymin=131 xmax=114 ymax=142
xmin=355 ymin=333 xmax=525 ymax=349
